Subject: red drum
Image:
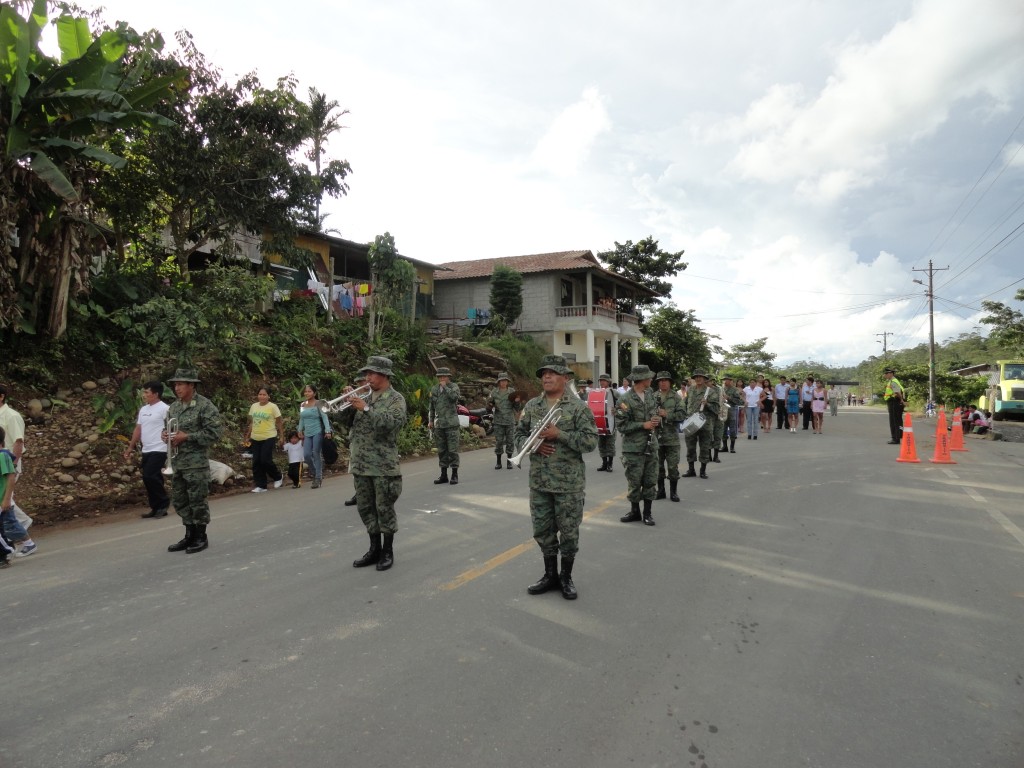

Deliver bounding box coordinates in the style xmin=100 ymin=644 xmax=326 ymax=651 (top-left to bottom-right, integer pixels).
xmin=588 ymin=389 xmax=615 ymax=435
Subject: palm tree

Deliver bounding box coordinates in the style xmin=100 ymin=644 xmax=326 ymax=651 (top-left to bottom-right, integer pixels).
xmin=303 ymin=87 xmax=349 ymax=227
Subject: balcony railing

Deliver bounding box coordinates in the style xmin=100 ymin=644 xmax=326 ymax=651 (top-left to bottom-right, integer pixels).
xmin=555 ymin=305 xmax=618 ymax=320
xmin=617 ymin=311 xmax=639 ymax=327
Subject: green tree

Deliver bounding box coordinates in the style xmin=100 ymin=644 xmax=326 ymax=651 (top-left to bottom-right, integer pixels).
xmin=489 ymin=264 xmax=523 ymax=331
xmin=0 ymin=2 xmax=179 ymax=338
xmin=302 ymin=87 xmax=351 ymax=228
xmin=640 ymin=306 xmax=715 ymax=377
xmin=597 ymin=236 xmax=686 ymax=314
xmin=367 ymin=232 xmax=415 ymax=347
xmin=721 ymin=338 xmax=777 ymax=379
xmin=981 ymin=289 xmax=1024 ymax=356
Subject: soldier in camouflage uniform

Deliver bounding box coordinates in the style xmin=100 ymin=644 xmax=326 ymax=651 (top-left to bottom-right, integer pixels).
xmin=164 ymin=368 xmax=223 ymax=555
xmin=653 ymin=371 xmax=686 ymax=502
xmin=337 ymin=356 xmax=408 ymax=571
xmin=709 ymin=375 xmax=726 ymax=463
xmin=595 ymin=373 xmax=617 ymax=472
xmin=428 ymin=367 xmax=461 ymax=485
xmin=515 ymin=354 xmax=597 ymax=600
xmin=488 ymin=372 xmax=521 ymax=470
xmin=683 ymin=372 xmax=720 ymax=479
xmin=616 ymin=364 xmax=660 ymax=526
xmin=720 ymin=374 xmax=744 ymax=457
xmin=342 ymin=373 xmax=366 ymax=507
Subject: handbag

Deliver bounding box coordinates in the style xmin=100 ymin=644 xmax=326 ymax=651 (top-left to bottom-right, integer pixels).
xmin=321 ymin=435 xmax=339 ymax=466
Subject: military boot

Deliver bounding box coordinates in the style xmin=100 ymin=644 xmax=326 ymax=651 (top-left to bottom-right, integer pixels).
xmin=712 ymin=449 xmax=721 ymax=463
xmin=605 ymin=456 xmax=614 ymax=473
xmin=642 ymin=499 xmax=656 ymax=526
xmin=655 ymin=479 xmax=666 ymax=500
xmin=185 ymin=524 xmax=208 ymax=554
xmin=560 ymin=557 xmax=578 ymax=600
xmin=495 ymin=455 xmax=503 ymax=470
xmin=669 ymin=480 xmax=680 ymax=502
xmin=722 ymin=438 xmax=729 ymax=452
xmin=620 ymin=502 xmax=641 ymax=523
xmin=699 ymin=463 xmax=709 ymax=479
xmin=376 ymin=534 xmax=395 ymax=571
xmin=353 ymin=532 xmax=381 ymax=568
xmin=527 ymin=555 xmax=560 ymax=595
xmin=433 ymin=467 xmax=449 ymax=484
xmin=449 ymin=468 xmax=459 ymax=486
xmin=344 ymin=494 xmax=358 ymax=506
xmin=168 ymin=524 xmax=194 ymax=552
xmin=682 ymin=462 xmax=697 ymax=478
xmin=506 ymin=455 xmax=513 ymax=469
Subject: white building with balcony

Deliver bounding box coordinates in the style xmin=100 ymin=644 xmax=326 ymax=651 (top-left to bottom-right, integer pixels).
xmin=432 ymin=251 xmax=661 ymax=383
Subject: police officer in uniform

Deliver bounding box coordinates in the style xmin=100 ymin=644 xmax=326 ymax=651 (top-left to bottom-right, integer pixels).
xmin=617 ymin=364 xmax=660 ymax=526
xmin=683 ymin=372 xmax=719 ymax=479
xmin=883 ymin=367 xmax=905 ymax=444
xmin=653 ymin=371 xmax=685 ymax=502
xmin=165 ymin=368 xmax=223 ymax=554
xmin=516 ymin=354 xmax=598 ymax=599
xmin=338 ymin=356 xmax=408 ymax=571
xmin=429 ymin=367 xmax=461 ymax=485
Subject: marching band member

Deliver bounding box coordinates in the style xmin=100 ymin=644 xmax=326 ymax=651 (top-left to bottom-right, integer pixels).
xmin=653 ymin=371 xmax=685 ymax=502
xmin=488 ymin=372 xmax=520 ymax=470
xmin=339 ymin=356 xmax=407 ymax=572
xmin=617 ymin=365 xmax=660 ymax=526
xmin=515 ymin=354 xmax=597 ymax=600
xmin=429 ymin=367 xmax=461 ymax=485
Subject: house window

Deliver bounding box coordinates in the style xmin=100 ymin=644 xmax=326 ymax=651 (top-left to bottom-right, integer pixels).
xmin=560 ymin=279 xmax=573 ymax=307
xmin=565 ymin=333 xmax=572 ymax=345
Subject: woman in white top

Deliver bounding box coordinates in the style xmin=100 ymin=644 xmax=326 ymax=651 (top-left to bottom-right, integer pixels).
xmin=743 ymin=381 xmax=763 ymax=439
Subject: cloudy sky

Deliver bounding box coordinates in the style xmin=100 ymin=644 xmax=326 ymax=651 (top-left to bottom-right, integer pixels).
xmin=90 ymin=0 xmax=1024 ymax=366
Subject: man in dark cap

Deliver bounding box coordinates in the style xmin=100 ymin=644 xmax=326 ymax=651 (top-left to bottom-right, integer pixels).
xmin=429 ymin=367 xmax=461 ymax=485
xmin=882 ymin=367 xmax=905 ymax=444
xmin=516 ymin=354 xmax=597 ymax=599
xmin=338 ymin=356 xmax=408 ymax=571
xmin=616 ymin=364 xmax=660 ymax=526
xmin=683 ymin=372 xmax=719 ymax=479
xmin=165 ymin=368 xmax=223 ymax=555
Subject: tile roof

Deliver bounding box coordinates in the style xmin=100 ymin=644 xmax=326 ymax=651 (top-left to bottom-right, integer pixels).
xmin=435 ymin=251 xmax=598 ymax=279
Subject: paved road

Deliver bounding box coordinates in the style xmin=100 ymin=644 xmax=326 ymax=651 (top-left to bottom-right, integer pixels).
xmin=3 ymin=408 xmax=1023 ymax=768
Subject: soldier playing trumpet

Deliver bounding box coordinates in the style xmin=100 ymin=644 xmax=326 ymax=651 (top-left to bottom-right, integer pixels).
xmin=515 ymin=354 xmax=597 ymax=600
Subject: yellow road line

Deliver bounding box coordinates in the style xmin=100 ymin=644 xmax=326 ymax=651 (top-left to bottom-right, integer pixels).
xmin=439 ymin=491 xmax=628 ymax=591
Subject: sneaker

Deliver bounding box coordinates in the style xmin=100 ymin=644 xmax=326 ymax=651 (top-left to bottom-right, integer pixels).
xmin=251 ymin=487 xmax=268 ymax=494
xmin=273 ymin=479 xmax=284 ymax=489
xmin=14 ymin=542 xmax=37 ymax=557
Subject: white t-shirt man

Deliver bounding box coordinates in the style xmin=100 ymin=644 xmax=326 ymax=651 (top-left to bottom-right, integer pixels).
xmin=137 ymin=400 xmax=170 ymax=454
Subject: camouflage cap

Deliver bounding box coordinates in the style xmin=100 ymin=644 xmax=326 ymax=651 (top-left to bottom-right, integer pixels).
xmin=691 ymin=371 xmax=710 ymax=380
xmin=629 ymin=364 xmax=655 ymax=381
xmin=435 ymin=367 xmax=453 ymax=377
xmin=358 ymin=355 xmax=394 ymax=378
xmin=496 ymin=372 xmax=511 ymax=382
xmin=598 ymin=373 xmax=612 ymax=382
xmin=536 ymin=354 xmax=570 ymax=376
xmin=654 ymin=370 xmax=674 ymax=383
xmin=168 ymin=367 xmax=201 ymax=383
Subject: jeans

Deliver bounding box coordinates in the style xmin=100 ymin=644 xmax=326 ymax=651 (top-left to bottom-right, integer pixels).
xmin=303 ymin=431 xmax=324 ymax=481
xmin=746 ymin=407 xmax=760 ymax=436
xmin=1 ymin=506 xmax=29 ymax=542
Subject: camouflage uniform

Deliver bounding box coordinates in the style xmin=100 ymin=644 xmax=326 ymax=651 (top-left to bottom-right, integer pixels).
xmin=488 ymin=377 xmax=521 ymax=465
xmin=617 ymin=380 xmax=660 ymax=504
xmin=653 ymin=385 xmax=685 ymax=483
xmin=711 ymin=379 xmax=727 ymax=459
xmin=168 ymin=392 xmax=223 ymax=526
xmin=721 ymin=381 xmax=744 ymax=452
xmin=338 ymin=383 xmax=407 ymax=535
xmin=518 ymin=354 xmax=597 ymax=600
xmin=429 ymin=377 xmax=461 ymax=471
xmin=683 ymin=376 xmax=720 ymax=476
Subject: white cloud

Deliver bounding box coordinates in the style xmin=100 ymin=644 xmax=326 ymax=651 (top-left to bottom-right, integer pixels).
xmin=529 ymin=87 xmax=612 ymax=177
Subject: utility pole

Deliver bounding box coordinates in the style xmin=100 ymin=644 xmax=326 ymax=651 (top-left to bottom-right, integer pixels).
xmin=913 ymin=260 xmax=948 ymax=407
xmin=875 ymin=331 xmax=893 ymax=357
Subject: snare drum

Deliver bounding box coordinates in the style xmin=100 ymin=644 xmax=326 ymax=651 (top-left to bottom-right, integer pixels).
xmin=679 ymin=411 xmax=706 ymax=437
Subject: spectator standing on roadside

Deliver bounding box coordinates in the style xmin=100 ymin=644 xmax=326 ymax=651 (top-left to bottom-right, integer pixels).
xmin=774 ymin=378 xmax=789 ymax=431
xmin=283 ymin=431 xmax=304 ymax=488
xmin=123 ymin=380 xmax=170 ymax=519
xmin=828 ymin=384 xmax=839 ymax=416
xmin=801 ymin=376 xmax=815 ymax=430
xmin=1 ymin=425 xmax=36 ymax=559
xmin=786 ymin=379 xmax=801 ymax=432
xmin=760 ymin=378 xmax=775 ymax=433
xmin=245 ymin=386 xmax=285 ymax=493
xmin=298 ymin=384 xmax=332 ymax=489
xmin=811 ymin=379 xmax=827 ymax=434
xmin=743 ymin=378 xmax=764 ymax=439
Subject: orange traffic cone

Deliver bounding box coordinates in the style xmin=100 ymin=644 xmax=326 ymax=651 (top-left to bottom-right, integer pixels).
xmin=949 ymin=408 xmax=966 ymax=452
xmin=896 ymin=412 xmax=920 ymax=463
xmin=930 ymin=408 xmax=956 ymax=464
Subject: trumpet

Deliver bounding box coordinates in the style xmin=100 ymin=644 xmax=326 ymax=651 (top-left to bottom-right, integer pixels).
xmin=320 ymin=383 xmax=372 ymax=413
xmin=509 ymin=404 xmax=562 ymax=468
xmin=161 ymin=417 xmax=178 ymax=476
